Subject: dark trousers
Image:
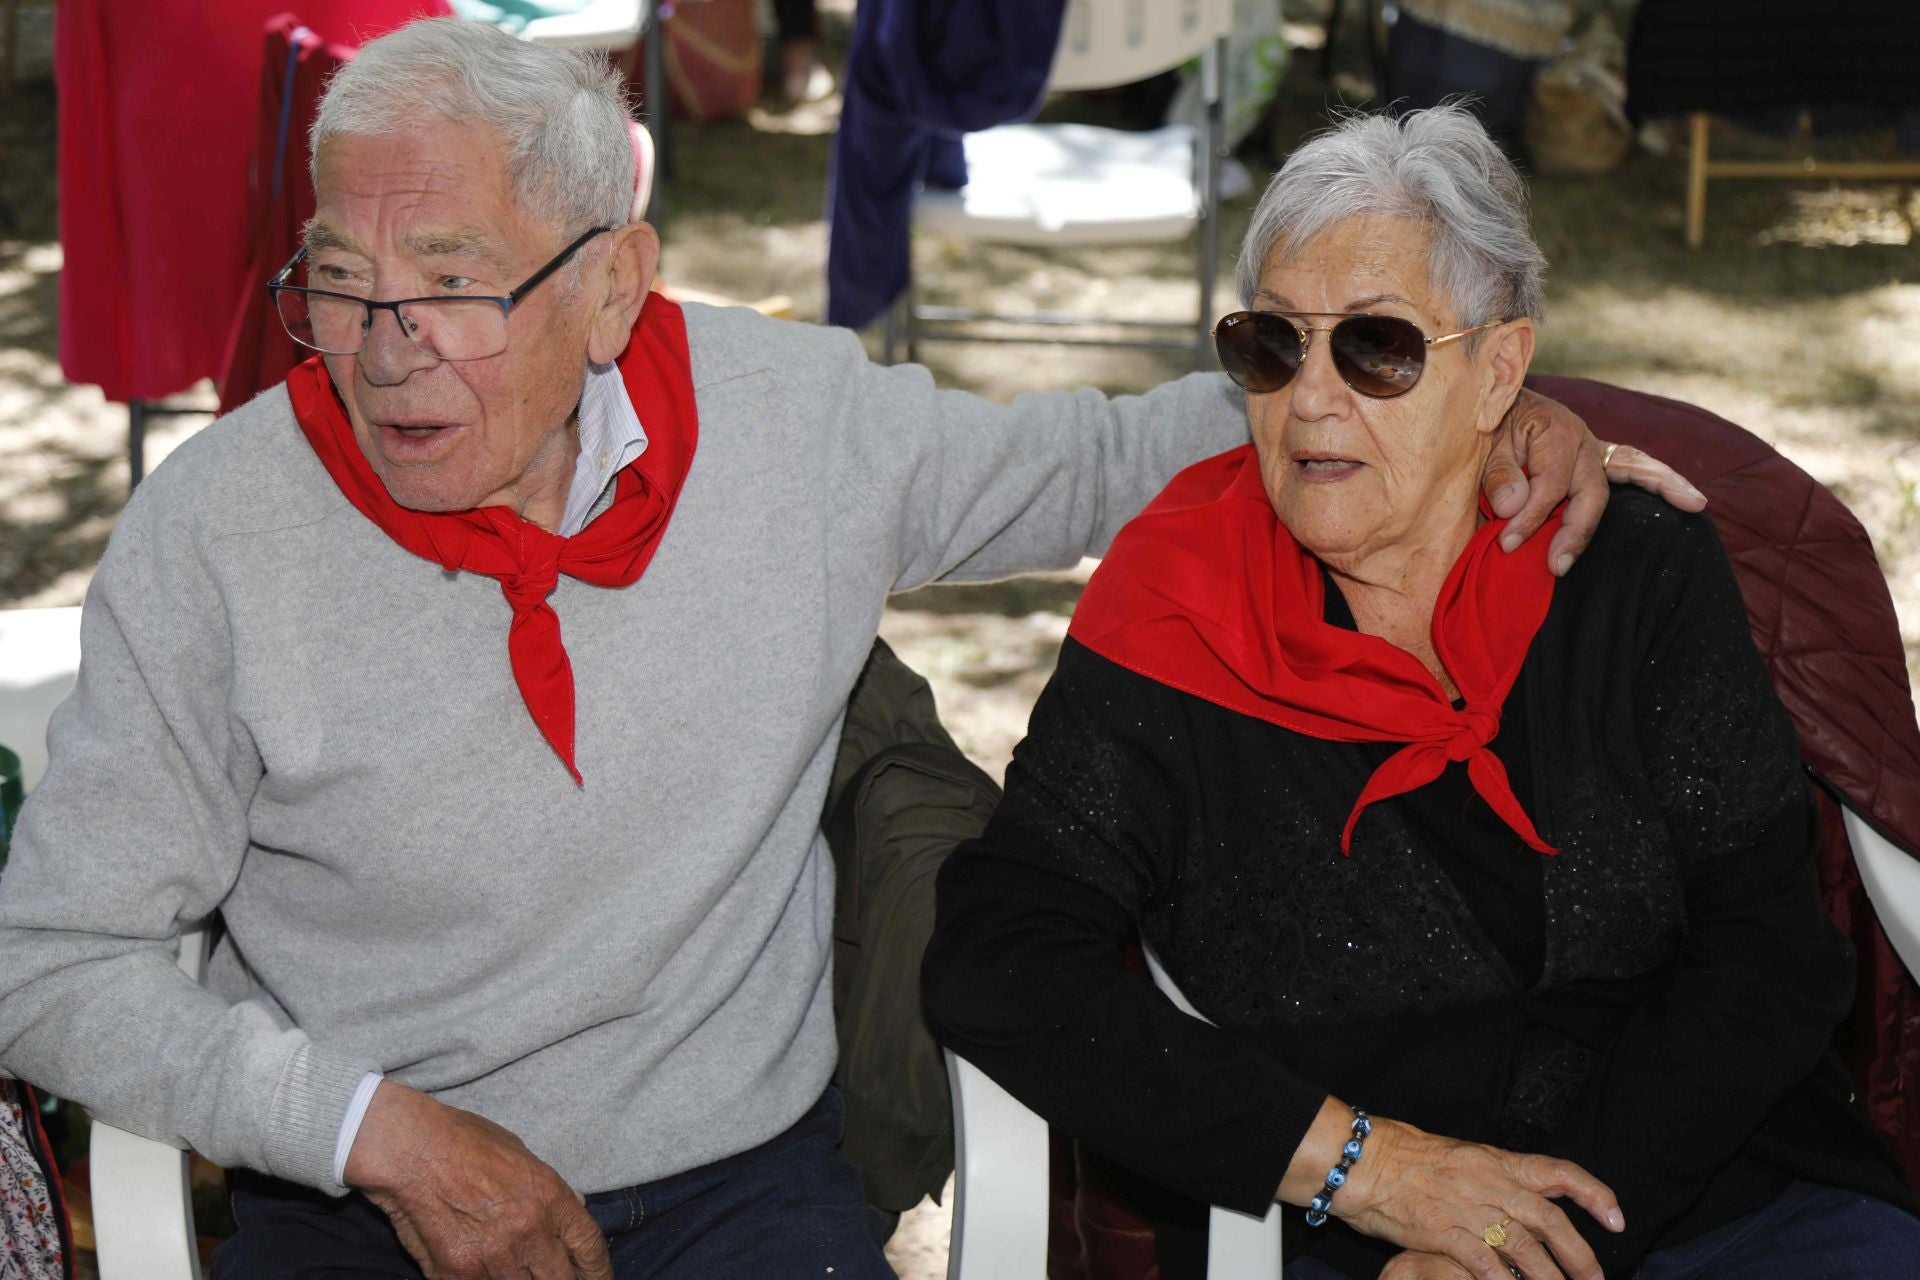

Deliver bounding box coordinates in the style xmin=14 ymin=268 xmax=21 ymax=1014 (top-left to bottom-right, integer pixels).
xmin=212 ymin=1088 xmax=896 ymax=1280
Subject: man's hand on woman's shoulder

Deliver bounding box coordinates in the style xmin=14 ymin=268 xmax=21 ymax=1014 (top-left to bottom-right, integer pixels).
xmin=1483 ymin=386 xmax=1708 ymax=577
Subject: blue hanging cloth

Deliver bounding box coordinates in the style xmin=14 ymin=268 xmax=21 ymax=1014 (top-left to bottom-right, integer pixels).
xmin=825 ymin=0 xmax=1069 ymax=330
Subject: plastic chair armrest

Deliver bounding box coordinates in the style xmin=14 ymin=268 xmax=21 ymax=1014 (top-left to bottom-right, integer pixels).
xmin=944 ymin=1048 xmax=1049 ymax=1280
xmin=1845 ymin=805 xmax=1920 ymax=981
xmin=90 ymin=926 xmax=211 ymax=1280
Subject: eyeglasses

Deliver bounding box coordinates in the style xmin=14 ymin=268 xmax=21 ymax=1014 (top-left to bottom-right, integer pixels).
xmin=267 ymin=226 xmax=610 ymax=361
xmin=1213 ymin=310 xmax=1500 ymax=399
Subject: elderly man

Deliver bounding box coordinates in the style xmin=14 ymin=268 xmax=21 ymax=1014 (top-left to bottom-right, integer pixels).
xmin=0 ymin=18 xmax=1695 ymax=1280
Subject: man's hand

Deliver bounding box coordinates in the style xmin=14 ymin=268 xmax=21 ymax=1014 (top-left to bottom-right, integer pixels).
xmin=345 ymin=1080 xmax=613 ymax=1280
xmin=1482 ymin=386 xmax=1708 ymax=576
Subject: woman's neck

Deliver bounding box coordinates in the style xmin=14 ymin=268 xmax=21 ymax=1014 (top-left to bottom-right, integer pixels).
xmin=1323 ymin=506 xmax=1483 ymax=700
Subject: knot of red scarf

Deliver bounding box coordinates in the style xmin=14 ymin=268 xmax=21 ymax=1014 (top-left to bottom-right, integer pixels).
xmin=1448 ymin=701 xmax=1502 ymax=761
xmin=1067 ymin=445 xmax=1560 ymax=857
xmin=286 ymin=295 xmax=699 ymax=785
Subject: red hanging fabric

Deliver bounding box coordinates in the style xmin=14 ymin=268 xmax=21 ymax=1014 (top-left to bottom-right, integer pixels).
xmin=56 ymin=1 xmax=448 ymax=404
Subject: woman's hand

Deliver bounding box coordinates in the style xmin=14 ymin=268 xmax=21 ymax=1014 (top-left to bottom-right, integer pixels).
xmin=1381 ymin=1251 xmax=1478 ymax=1279
xmin=1482 ymin=386 xmax=1707 ymax=576
xmin=1334 ymin=1116 xmax=1624 ymax=1280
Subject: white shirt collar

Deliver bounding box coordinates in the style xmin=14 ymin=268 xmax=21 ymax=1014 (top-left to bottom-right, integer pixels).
xmin=558 ymin=360 xmax=649 ymax=537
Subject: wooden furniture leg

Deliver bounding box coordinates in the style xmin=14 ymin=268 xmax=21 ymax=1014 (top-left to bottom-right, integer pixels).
xmin=1686 ymin=113 xmax=1710 ymax=250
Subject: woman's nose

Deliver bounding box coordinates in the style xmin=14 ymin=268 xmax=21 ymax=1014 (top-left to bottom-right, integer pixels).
xmin=1288 ymin=327 xmax=1351 ymax=419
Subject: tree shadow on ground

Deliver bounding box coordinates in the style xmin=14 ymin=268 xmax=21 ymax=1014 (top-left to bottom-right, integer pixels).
xmin=0 ymin=437 xmax=124 ymax=603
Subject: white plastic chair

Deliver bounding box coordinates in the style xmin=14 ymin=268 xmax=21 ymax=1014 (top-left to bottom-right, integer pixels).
xmin=944 ymin=948 xmax=1282 ymax=1280
xmin=884 ymin=0 xmax=1234 ymax=369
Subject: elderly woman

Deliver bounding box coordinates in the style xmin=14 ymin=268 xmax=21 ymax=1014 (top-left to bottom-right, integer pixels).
xmin=921 ymin=105 xmax=1920 ymax=1280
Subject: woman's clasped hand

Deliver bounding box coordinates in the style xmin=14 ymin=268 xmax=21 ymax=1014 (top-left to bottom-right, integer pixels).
xmin=1308 ymin=1108 xmax=1623 ymax=1280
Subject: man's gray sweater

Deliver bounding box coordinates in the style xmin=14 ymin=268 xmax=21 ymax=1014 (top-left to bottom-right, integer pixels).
xmin=0 ymin=303 xmax=1246 ymax=1196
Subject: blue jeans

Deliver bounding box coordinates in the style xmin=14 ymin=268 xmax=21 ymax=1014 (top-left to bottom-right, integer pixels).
xmin=1281 ymin=1181 xmax=1920 ymax=1280
xmin=212 ymin=1087 xmax=895 ymax=1280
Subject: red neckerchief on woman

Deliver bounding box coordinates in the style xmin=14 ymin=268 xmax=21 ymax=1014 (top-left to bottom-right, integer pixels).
xmin=286 ymin=294 xmax=699 ymax=785
xmin=1068 ymin=444 xmax=1560 ymax=855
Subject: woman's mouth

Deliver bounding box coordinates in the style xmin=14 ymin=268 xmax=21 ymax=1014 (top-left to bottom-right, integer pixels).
xmin=1294 ymin=455 xmax=1364 ymax=481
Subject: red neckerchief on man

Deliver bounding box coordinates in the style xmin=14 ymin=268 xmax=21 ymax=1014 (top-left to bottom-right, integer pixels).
xmin=1067 ymin=444 xmax=1560 ymax=855
xmin=287 ymin=294 xmax=698 ymax=784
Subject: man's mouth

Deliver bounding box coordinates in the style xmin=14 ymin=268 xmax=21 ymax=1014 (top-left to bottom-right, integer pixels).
xmin=371 ymin=420 xmax=463 ymax=460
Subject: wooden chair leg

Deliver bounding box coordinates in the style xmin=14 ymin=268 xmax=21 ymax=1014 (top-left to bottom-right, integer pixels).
xmin=1686 ymin=113 xmax=1711 ymax=250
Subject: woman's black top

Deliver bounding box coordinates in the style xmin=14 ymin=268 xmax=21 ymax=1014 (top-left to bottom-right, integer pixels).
xmin=922 ymin=490 xmax=1915 ymax=1277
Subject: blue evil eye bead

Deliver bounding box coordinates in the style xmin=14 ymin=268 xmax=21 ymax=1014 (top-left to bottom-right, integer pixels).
xmin=1343 ymin=1139 xmax=1364 ymax=1160
xmin=1310 ymin=1193 xmax=1332 ymax=1214
xmin=1354 ymin=1113 xmax=1372 ymax=1137
xmin=1305 ymin=1207 xmax=1328 ymax=1227
xmin=1326 ymin=1167 xmax=1347 ymax=1188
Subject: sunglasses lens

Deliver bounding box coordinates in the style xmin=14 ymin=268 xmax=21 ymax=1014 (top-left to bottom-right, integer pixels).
xmin=1330 ymin=315 xmax=1427 ymax=397
xmin=1215 ymin=313 xmax=1303 ymax=393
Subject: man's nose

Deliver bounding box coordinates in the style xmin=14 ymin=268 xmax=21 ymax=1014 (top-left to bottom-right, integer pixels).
xmin=1288 ymin=329 xmax=1351 ymax=420
xmin=358 ymin=305 xmax=438 ymax=385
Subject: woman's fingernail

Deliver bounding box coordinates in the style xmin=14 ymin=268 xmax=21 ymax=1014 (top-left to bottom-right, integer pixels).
xmin=1554 ymin=553 xmax=1574 ymax=576
xmin=1608 ymin=1208 xmax=1625 ymax=1232
xmin=1500 ymin=532 xmax=1521 ymax=552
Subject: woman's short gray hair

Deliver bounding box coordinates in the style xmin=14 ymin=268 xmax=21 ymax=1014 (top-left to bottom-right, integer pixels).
xmin=312 ymin=18 xmax=635 ymax=235
xmin=1236 ymin=103 xmax=1545 ymax=329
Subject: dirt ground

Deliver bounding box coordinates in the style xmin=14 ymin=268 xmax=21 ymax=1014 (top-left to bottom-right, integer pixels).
xmin=2 ymin=3 xmax=1918 ymax=1277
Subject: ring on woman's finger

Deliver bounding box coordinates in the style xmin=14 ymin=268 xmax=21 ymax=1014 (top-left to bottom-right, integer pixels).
xmin=1600 ymin=442 xmax=1621 ymax=470
xmin=1482 ymin=1217 xmax=1513 ymax=1249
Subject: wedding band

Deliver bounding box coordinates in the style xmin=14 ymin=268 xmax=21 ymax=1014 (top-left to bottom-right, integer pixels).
xmin=1482 ymin=1218 xmax=1513 ymax=1250
xmin=1600 ymin=441 xmax=1621 ymax=471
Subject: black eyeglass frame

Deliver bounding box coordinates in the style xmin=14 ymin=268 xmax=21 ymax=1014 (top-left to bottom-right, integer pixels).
xmin=266 ymin=224 xmax=612 ymax=359
xmin=1212 ymin=309 xmax=1501 ymax=399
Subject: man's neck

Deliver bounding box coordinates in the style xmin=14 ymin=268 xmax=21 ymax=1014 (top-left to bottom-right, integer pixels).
xmin=498 ymin=411 xmax=583 ymax=533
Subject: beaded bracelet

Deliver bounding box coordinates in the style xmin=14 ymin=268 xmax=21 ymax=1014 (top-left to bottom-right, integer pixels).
xmin=1304 ymin=1105 xmax=1371 ymax=1227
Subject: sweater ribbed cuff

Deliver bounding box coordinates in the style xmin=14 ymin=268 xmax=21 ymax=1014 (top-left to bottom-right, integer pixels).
xmin=1224 ymin=1086 xmax=1331 ymax=1218
xmin=263 ymin=1040 xmax=380 ymax=1195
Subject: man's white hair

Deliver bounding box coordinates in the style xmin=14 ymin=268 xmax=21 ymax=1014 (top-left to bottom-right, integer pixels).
xmin=311 ymin=18 xmax=635 ymax=236
xmin=1237 ymin=102 xmax=1546 ymax=331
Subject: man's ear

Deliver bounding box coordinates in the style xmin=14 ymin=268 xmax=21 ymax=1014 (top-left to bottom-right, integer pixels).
xmin=586 ymin=222 xmax=661 ymax=365
xmin=1474 ymin=318 xmax=1536 ymax=436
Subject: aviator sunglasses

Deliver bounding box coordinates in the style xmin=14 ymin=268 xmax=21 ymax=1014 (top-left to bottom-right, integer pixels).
xmin=1213 ymin=310 xmax=1500 ymax=398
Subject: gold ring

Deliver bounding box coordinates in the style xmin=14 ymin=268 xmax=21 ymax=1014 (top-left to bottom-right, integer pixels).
xmin=1600 ymin=441 xmax=1621 ymax=471
xmin=1482 ymin=1218 xmax=1513 ymax=1250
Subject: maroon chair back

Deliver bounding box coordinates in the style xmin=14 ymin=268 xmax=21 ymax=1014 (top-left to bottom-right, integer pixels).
xmin=1530 ymin=374 xmax=1920 ymax=1179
